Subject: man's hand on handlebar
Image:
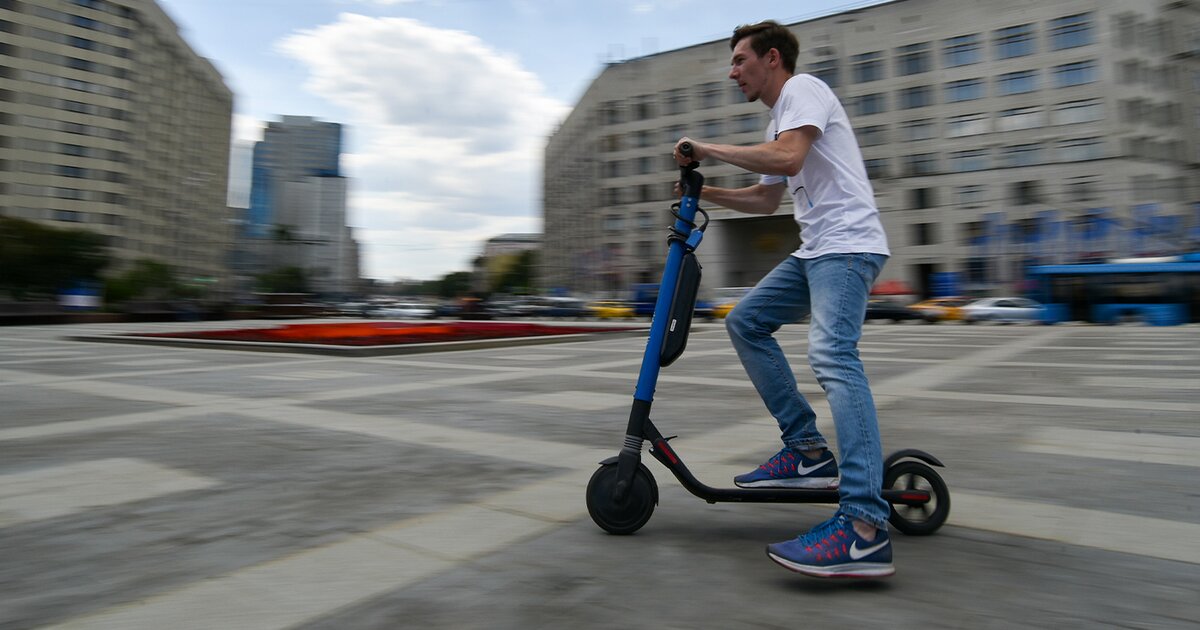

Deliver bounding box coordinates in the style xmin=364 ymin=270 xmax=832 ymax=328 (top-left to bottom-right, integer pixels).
xmin=673 ymin=137 xmax=705 ymax=165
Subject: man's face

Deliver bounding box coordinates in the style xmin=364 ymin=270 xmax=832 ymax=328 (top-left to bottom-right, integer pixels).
xmin=729 ymin=37 xmax=769 ymax=103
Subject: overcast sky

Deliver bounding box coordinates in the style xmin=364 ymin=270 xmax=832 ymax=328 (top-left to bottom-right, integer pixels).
xmin=157 ymin=0 xmax=888 ymax=282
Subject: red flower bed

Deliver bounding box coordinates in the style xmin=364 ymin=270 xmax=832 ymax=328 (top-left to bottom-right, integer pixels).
xmin=137 ymin=321 xmax=638 ymax=347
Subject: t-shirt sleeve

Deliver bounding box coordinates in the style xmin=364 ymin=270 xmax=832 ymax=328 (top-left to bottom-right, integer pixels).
xmin=760 ymin=173 xmax=785 ymax=186
xmin=774 ymin=76 xmax=830 ymax=137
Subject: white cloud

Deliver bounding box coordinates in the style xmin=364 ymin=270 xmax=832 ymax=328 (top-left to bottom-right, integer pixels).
xmin=275 ymin=14 xmax=568 ymax=281
xmin=231 ymin=113 xmax=265 ymax=144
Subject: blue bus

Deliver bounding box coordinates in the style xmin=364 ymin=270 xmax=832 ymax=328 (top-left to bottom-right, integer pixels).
xmin=1027 ymin=254 xmax=1200 ymax=325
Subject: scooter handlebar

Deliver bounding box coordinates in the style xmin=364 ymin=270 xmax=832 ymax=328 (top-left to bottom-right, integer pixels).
xmin=679 ymin=142 xmax=693 ymax=158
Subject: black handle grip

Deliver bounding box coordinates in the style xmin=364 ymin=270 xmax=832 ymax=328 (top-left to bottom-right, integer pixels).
xmin=679 ymin=142 xmax=693 ymax=158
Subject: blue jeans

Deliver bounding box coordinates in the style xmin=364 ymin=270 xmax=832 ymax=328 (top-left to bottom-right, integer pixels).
xmin=725 ymin=253 xmax=889 ymax=528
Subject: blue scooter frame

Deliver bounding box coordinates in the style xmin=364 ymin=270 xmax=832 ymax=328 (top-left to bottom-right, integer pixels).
xmin=585 ymin=144 xmax=951 ymax=536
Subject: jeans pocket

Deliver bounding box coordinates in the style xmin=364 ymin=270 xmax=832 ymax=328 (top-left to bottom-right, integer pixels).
xmin=853 ymin=253 xmax=886 ymax=285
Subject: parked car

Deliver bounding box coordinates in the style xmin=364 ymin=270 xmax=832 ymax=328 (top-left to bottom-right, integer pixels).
xmin=711 ymin=286 xmax=753 ymax=319
xmin=864 ymin=299 xmax=924 ymax=323
xmin=335 ymin=301 xmax=369 ymax=317
xmin=909 ymin=297 xmax=971 ymax=322
xmin=961 ymin=297 xmax=1045 ymax=323
xmin=587 ymin=300 xmax=636 ymax=319
xmin=535 ymin=297 xmax=589 ymax=319
xmin=367 ymin=302 xmax=437 ymax=319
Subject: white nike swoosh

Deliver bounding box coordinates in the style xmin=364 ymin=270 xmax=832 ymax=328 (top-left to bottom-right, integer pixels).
xmin=849 ymin=539 xmax=890 ymax=560
xmin=795 ymin=459 xmax=833 ymax=475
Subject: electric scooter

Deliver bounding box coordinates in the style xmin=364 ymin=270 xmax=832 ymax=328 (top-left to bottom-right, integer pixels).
xmin=585 ymin=144 xmax=951 ymax=536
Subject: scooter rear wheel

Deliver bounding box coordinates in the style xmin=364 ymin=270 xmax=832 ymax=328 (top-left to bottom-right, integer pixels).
xmin=586 ymin=462 xmax=658 ymax=535
xmin=884 ymin=460 xmax=950 ymax=536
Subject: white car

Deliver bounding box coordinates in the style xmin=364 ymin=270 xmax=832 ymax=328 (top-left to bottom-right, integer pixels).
xmin=368 ymin=302 xmax=437 ymax=319
xmin=962 ymin=297 xmax=1044 ymax=323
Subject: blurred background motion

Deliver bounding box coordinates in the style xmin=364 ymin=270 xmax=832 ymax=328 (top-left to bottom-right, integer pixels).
xmin=0 ymin=0 xmax=1198 ymax=326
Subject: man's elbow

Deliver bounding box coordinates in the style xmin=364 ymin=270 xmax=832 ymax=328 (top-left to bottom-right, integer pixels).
xmin=782 ymin=155 xmax=805 ymax=177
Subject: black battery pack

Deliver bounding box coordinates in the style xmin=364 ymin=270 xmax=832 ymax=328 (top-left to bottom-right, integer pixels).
xmin=660 ymin=252 xmax=701 ymax=367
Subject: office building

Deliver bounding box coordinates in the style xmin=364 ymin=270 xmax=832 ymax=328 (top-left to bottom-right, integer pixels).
xmin=543 ymin=0 xmax=1200 ymax=299
xmin=247 ymin=115 xmax=360 ymax=297
xmin=0 ymin=0 xmax=234 ymax=287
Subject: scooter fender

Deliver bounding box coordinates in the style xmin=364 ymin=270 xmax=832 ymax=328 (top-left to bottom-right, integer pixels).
xmin=884 ymin=448 xmax=945 ymax=469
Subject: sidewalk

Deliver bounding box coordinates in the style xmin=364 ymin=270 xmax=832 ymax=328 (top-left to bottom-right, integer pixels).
xmin=1 ymin=320 xmax=1197 ymax=629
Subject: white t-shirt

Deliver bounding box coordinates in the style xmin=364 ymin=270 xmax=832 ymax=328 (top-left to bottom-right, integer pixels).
xmin=760 ymin=74 xmax=890 ymax=258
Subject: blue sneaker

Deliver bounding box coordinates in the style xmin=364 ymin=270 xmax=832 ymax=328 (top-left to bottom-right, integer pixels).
xmin=766 ymin=513 xmax=895 ymax=578
xmin=733 ymin=447 xmax=839 ymax=489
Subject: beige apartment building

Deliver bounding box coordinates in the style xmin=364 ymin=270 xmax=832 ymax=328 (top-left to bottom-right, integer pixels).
xmin=543 ymin=0 xmax=1200 ymax=300
xmin=0 ymin=0 xmax=233 ymax=287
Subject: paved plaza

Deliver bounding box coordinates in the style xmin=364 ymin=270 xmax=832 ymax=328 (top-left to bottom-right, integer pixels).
xmin=1 ymin=319 xmax=1198 ymax=629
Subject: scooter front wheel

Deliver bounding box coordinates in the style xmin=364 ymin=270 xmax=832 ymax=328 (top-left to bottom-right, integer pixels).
xmin=884 ymin=460 xmax=950 ymax=536
xmin=586 ymin=462 xmax=658 ymax=535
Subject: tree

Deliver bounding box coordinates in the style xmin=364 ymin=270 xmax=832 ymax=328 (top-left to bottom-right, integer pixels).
xmin=436 ymin=271 xmax=472 ymax=298
xmin=492 ymin=250 xmax=537 ymax=294
xmin=256 ymin=266 xmax=310 ymax=294
xmin=0 ymin=217 xmax=110 ymax=299
xmin=102 ymin=258 xmax=180 ymax=304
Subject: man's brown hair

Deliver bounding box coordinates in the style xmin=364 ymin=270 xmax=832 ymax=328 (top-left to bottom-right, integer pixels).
xmin=731 ymin=20 xmax=799 ymax=74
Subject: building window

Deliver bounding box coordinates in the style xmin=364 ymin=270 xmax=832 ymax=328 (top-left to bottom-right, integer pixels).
xmin=809 ymin=58 xmax=839 ymax=88
xmin=1000 ymin=143 xmax=1043 ymax=168
xmin=940 ymin=112 xmax=988 ymax=137
xmin=1064 ymin=176 xmax=1098 ymax=202
xmin=1056 ymin=137 xmax=1104 ymax=161
xmin=896 ymin=42 xmax=931 ymax=76
xmin=661 ymin=124 xmax=685 ymax=145
xmin=600 ymin=101 xmax=622 ymax=125
xmin=1012 ymin=181 xmax=1041 ymax=205
xmin=856 ymin=125 xmax=887 ymax=146
xmin=1052 ymin=61 xmax=1096 ymax=88
xmin=945 ymin=112 xmax=989 ymax=137
xmin=852 ymin=51 xmax=885 ymax=83
xmin=632 ymin=97 xmax=655 ymax=120
xmin=1116 ymin=13 xmax=1137 ymax=48
xmin=697 ymin=82 xmax=724 ymax=109
xmin=898 ymin=118 xmax=936 ymax=141
xmin=996 ymin=70 xmax=1038 ymax=96
xmin=728 ymin=82 xmax=745 ymax=105
xmin=663 ymin=89 xmax=687 ymax=115
xmin=910 ymin=188 xmax=937 ymax=209
xmin=898 ymin=85 xmax=934 ymax=109
xmin=700 ymin=119 xmax=722 ymax=137
xmin=1051 ymin=99 xmax=1102 ymax=125
xmin=604 ymin=161 xmax=623 ymax=178
xmin=911 ymin=222 xmax=938 ymax=245
xmin=944 ymin=78 xmax=985 ymax=103
xmin=853 ymin=92 xmax=887 ymax=116
xmin=948 ymin=149 xmax=990 ymax=172
xmin=943 ymin=34 xmax=981 ymax=67
xmin=603 ymin=215 xmax=626 ymax=231
xmin=1049 ymin=13 xmax=1093 ymax=50
xmin=956 ymin=185 xmax=986 ymax=206
xmin=733 ymin=113 xmax=760 ymax=133
xmin=864 ymin=158 xmax=888 ymax=179
xmin=994 ymin=24 xmax=1036 ymax=59
xmin=636 ymin=156 xmax=654 ymax=175
xmin=903 ymin=153 xmax=938 ymax=176
xmin=965 ymin=256 xmax=990 ymax=282
xmin=997 ymin=106 xmax=1044 ymax=131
